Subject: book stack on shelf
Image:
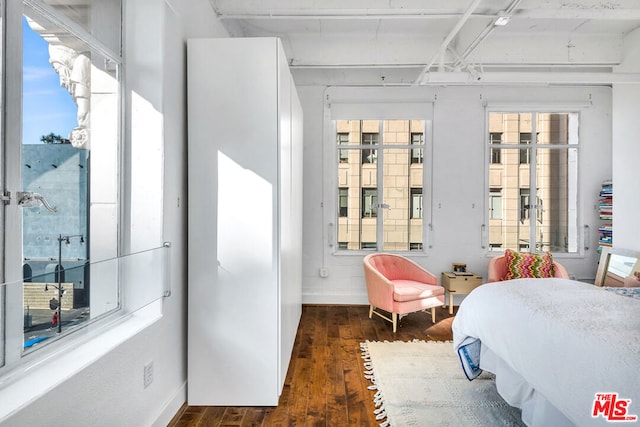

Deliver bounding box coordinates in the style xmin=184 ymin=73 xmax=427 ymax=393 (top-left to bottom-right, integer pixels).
xmin=598 ymin=180 xmax=612 ymax=252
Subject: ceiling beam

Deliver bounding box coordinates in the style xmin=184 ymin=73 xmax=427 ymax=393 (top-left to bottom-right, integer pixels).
xmin=414 ymin=0 xmax=485 ymax=85
xmin=212 ymin=8 xmax=640 ymax=21
xmin=419 ymin=71 xmax=640 ymax=85
xmin=214 ymin=9 xmax=494 ymax=20
xmin=513 ymin=8 xmax=640 ymax=20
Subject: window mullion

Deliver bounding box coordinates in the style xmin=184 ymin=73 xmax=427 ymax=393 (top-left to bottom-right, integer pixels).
xmin=529 ymin=114 xmax=538 ymax=251
xmin=3 ymin=0 xmax=27 ymax=369
xmin=376 ymin=120 xmax=384 ymax=251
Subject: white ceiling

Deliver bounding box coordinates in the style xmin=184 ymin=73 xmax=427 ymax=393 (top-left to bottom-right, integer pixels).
xmin=208 ymin=0 xmax=640 ymax=85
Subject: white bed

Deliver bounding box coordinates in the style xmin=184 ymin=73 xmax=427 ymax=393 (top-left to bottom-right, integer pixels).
xmin=452 ymin=278 xmax=640 ymax=427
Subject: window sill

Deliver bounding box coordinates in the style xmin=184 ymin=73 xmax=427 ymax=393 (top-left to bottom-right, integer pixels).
xmin=483 ymin=251 xmax=587 ymax=259
xmin=332 ymin=249 xmax=431 ymax=258
xmin=0 ymin=300 xmax=162 ymax=422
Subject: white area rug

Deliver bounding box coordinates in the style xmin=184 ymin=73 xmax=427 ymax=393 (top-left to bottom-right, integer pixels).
xmin=361 ymin=340 xmax=525 ymax=427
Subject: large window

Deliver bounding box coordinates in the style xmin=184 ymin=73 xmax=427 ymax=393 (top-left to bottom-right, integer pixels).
xmin=2 ymin=0 xmax=123 ymax=370
xmin=336 ymin=119 xmax=428 ymax=252
xmin=487 ymin=112 xmax=579 ymax=253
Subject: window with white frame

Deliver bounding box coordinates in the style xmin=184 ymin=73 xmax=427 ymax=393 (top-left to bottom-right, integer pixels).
xmin=335 ymin=119 xmax=430 ymax=252
xmin=1 ymin=0 xmax=122 ymax=370
xmin=487 ymin=111 xmax=579 ymax=254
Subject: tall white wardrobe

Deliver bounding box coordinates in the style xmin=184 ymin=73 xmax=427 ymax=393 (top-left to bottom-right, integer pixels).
xmin=186 ymin=37 xmax=303 ymax=406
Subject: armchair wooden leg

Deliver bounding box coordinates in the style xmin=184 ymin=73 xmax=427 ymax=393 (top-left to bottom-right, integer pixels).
xmin=369 ymin=305 xmax=374 ymax=319
xmin=431 ymin=307 xmax=436 ymax=323
xmin=392 ymin=312 xmax=398 ymax=333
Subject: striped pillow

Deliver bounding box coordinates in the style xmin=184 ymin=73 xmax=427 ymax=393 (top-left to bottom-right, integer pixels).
xmin=504 ymin=249 xmax=555 ymax=280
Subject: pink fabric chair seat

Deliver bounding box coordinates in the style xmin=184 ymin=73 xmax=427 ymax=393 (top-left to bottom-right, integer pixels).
xmin=363 ymin=253 xmax=445 ymax=332
xmin=391 ymin=280 xmax=445 ymax=302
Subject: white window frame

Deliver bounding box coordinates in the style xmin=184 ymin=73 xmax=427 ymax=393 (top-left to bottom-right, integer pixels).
xmin=324 ymin=88 xmax=434 ymax=255
xmin=0 ymin=0 xmax=124 ymax=375
xmin=484 ymin=103 xmax=585 ymax=256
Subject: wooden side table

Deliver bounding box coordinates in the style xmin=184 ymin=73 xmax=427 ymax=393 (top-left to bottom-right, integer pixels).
xmin=441 ymin=272 xmax=483 ymax=314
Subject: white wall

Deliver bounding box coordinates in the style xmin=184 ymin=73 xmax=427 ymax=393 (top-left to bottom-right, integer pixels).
xmin=612 ymin=27 xmax=640 ymax=253
xmin=299 ymin=85 xmax=613 ymax=304
xmin=2 ymin=1 xmax=228 ymax=426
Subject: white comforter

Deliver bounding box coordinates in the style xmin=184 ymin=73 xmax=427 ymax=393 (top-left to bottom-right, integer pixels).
xmin=452 ymin=278 xmax=640 ymax=427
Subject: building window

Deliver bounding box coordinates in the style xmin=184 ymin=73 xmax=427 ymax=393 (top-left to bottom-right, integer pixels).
xmin=489 ymin=189 xmax=502 ymax=219
xmin=335 ymin=119 xmax=429 ymax=252
xmin=411 ymin=132 xmax=423 ymax=164
xmin=490 ymin=132 xmax=502 ymax=163
xmin=362 ymin=132 xmax=378 ymax=164
xmin=338 ymin=188 xmax=348 ymax=217
xmin=519 ymin=132 xmax=531 ymax=164
xmin=411 ymin=188 xmax=423 ymax=219
xmin=362 ymin=188 xmax=378 ymax=218
xmin=520 ymin=188 xmax=530 ymax=221
xmin=487 ymin=112 xmax=579 ymax=253
xmin=337 ymin=132 xmax=349 ymax=163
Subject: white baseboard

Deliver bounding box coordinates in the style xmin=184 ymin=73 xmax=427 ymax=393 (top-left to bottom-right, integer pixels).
xmin=302 ymin=294 xmax=369 ymax=305
xmin=152 ymin=381 xmax=187 ymax=427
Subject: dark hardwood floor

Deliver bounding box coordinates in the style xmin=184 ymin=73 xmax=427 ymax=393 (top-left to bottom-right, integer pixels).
xmin=168 ymin=304 xmax=455 ymax=427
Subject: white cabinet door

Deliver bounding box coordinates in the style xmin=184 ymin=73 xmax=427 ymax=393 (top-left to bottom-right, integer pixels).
xmin=187 ymin=37 xmax=301 ymax=406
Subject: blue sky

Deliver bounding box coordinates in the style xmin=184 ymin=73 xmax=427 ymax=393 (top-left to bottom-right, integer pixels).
xmin=22 ymin=17 xmax=77 ymax=145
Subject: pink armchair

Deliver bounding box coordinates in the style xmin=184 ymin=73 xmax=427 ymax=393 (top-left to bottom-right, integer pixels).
xmin=487 ymin=254 xmax=569 ymax=282
xmin=363 ymin=253 xmax=445 ymax=332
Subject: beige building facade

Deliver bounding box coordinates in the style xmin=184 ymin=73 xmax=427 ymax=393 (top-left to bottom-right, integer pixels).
xmin=336 ymin=119 xmax=425 ymax=251
xmin=488 ymin=112 xmax=574 ymax=253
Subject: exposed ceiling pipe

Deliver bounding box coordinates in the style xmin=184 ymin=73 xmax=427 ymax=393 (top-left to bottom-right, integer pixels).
xmin=414 ymin=0 xmax=484 ymax=85
xmin=214 ymin=9 xmax=496 ymax=20
xmin=290 ymin=63 xmax=618 ymax=71
xmin=212 ymin=5 xmax=640 ymax=21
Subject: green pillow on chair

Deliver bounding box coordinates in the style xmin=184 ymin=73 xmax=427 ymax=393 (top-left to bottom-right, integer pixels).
xmin=504 ymin=249 xmax=556 ymax=280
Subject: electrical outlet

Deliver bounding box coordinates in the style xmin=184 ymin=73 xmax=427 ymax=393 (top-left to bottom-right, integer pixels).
xmin=144 ymin=361 xmax=154 ymax=388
